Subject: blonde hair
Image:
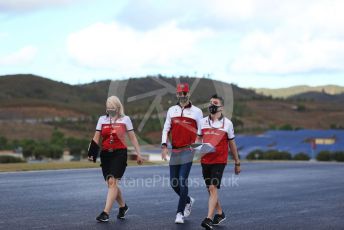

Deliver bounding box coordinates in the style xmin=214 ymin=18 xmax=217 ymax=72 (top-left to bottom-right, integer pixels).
xmin=106 ymin=96 xmax=125 ymax=117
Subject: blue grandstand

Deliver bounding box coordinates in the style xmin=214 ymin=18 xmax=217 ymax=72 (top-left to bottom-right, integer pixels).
xmin=236 ymin=130 xmax=344 ymax=158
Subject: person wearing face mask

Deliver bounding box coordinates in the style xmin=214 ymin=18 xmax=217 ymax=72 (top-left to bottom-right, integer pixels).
xmin=88 ymin=96 xmax=143 ymax=223
xmin=196 ymin=94 xmax=241 ymax=230
xmin=161 ymin=83 xmax=203 ymax=224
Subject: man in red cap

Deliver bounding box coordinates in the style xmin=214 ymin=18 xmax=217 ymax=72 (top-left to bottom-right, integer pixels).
xmin=161 ymin=82 xmax=203 ymax=224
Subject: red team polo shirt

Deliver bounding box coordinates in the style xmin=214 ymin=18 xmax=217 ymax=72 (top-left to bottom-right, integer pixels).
xmin=96 ymin=115 xmax=134 ymax=151
xmin=162 ymin=103 xmax=203 ymax=148
xmin=198 ymin=115 xmax=235 ymax=164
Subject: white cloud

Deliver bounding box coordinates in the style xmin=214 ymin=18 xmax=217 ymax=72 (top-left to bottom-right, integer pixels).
xmin=66 ymin=0 xmax=344 ymax=79
xmin=0 ymin=0 xmax=83 ymax=11
xmin=229 ymin=0 xmax=344 ymax=74
xmin=205 ymin=0 xmax=254 ymax=21
xmin=113 ymin=0 xmax=344 ymax=76
xmin=67 ymin=21 xmax=213 ymax=73
xmin=2 ymin=0 xmax=342 ymax=88
xmin=231 ymin=31 xmax=344 ymax=74
xmin=117 ymin=0 xmax=256 ymax=31
xmin=0 ymin=32 xmax=8 ymax=39
xmin=0 ymin=46 xmax=37 ymax=65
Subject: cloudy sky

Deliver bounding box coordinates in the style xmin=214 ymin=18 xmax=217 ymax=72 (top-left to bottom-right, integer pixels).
xmin=0 ymin=0 xmax=343 ymax=88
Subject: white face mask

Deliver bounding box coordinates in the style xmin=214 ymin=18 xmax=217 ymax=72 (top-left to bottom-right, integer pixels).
xmin=106 ymin=109 xmax=117 ymax=117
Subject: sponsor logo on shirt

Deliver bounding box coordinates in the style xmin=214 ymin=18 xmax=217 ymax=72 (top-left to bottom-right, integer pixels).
xmin=204 ymin=131 xmax=221 ymax=136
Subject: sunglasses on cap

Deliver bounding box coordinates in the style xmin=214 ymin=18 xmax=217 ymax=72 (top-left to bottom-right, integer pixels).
xmin=209 ymin=100 xmax=222 ymax=106
xmin=177 ymin=92 xmax=188 ymax=96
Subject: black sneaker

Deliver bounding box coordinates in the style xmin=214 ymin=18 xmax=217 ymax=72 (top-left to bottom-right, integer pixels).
xmin=201 ymin=217 xmax=213 ymax=230
xmin=117 ymin=204 xmax=129 ymax=219
xmin=96 ymin=211 xmax=109 ymax=222
xmin=213 ymin=212 xmax=226 ymax=225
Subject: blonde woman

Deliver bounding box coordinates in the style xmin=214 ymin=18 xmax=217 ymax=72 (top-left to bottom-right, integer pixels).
xmin=88 ymin=96 xmax=143 ymax=222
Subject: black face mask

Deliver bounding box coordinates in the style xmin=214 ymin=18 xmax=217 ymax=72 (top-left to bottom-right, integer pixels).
xmin=208 ymin=104 xmax=220 ymax=114
xmin=106 ymin=109 xmax=117 ymax=117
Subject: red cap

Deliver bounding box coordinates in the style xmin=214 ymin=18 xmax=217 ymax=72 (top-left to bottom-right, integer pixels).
xmin=176 ymin=83 xmax=190 ymax=93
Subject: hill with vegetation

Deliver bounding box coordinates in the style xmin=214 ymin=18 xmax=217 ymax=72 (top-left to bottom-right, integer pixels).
xmin=1 ymin=74 xmax=343 ymax=146
xmin=254 ymin=85 xmax=344 ymax=98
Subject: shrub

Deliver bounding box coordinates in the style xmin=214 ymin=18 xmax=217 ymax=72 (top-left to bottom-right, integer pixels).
xmin=21 ymin=139 xmax=37 ymax=158
xmin=0 ymin=136 xmax=8 ymax=150
xmin=246 ymin=150 xmax=292 ymax=160
xmin=31 ymin=142 xmax=61 ymax=160
xmin=51 ymin=129 xmax=65 ymax=146
xmin=246 ymin=150 xmax=264 ymax=160
xmin=0 ymin=155 xmax=26 ymax=163
xmin=47 ymin=145 xmax=63 ymax=159
xmin=316 ymin=151 xmax=331 ymax=161
xmin=33 ymin=143 xmax=47 ymax=160
xmin=279 ymin=124 xmax=293 ymax=130
xmin=293 ymin=153 xmax=310 ymax=161
xmin=66 ymin=137 xmax=89 ymax=157
xmin=333 ymin=151 xmax=344 ymax=162
xmin=263 ymin=150 xmax=292 ymax=160
xmin=296 ymin=104 xmax=306 ymax=112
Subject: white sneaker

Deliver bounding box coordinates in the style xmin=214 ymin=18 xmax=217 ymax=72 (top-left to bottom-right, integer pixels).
xmin=175 ymin=212 xmax=184 ymax=224
xmin=184 ymin=196 xmax=195 ymax=217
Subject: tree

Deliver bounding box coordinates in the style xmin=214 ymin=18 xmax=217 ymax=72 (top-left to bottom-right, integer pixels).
xmin=333 ymin=151 xmax=344 ymax=162
xmin=47 ymin=145 xmax=63 ymax=159
xmin=33 ymin=143 xmax=47 ymax=160
xmin=0 ymin=136 xmax=8 ymax=150
xmin=316 ymin=151 xmax=331 ymax=161
xmin=65 ymin=137 xmax=89 ymax=158
xmin=32 ymin=142 xmax=64 ymax=160
xmin=279 ymin=124 xmax=293 ymax=130
xmin=22 ymin=139 xmax=37 ymax=158
xmin=51 ymin=129 xmax=65 ymax=146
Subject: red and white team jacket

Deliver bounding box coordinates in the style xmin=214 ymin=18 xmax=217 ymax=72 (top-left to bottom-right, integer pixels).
xmin=162 ymin=103 xmax=203 ymax=148
xmin=198 ymin=115 xmax=235 ymax=164
xmin=96 ymin=115 xmax=134 ymax=151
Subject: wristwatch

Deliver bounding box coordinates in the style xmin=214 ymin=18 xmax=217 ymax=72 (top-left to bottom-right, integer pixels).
xmin=161 ymin=143 xmax=167 ymax=149
xmin=235 ymin=162 xmax=240 ymax=166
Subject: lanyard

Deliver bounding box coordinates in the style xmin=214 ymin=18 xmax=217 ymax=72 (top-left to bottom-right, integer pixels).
xmin=208 ymin=115 xmax=225 ymax=129
xmin=109 ymin=116 xmax=119 ymax=144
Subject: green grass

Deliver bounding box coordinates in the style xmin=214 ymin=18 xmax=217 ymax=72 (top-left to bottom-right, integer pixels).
xmin=0 ymin=160 xmax=160 ymax=172
xmin=1 ymin=160 xmax=339 ymax=172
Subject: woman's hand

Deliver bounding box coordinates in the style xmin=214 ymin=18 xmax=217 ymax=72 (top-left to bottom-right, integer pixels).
xmin=128 ymin=131 xmax=143 ymax=165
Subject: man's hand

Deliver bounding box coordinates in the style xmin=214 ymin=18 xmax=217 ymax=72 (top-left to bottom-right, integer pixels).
xmin=137 ymin=154 xmax=144 ymax=165
xmin=234 ymin=162 xmax=241 ymax=175
xmin=87 ymin=156 xmax=94 ymax=162
xmin=161 ymin=147 xmax=169 ymax=161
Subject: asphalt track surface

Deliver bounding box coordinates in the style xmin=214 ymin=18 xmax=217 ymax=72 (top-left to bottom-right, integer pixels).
xmin=0 ymin=162 xmax=343 ymax=230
